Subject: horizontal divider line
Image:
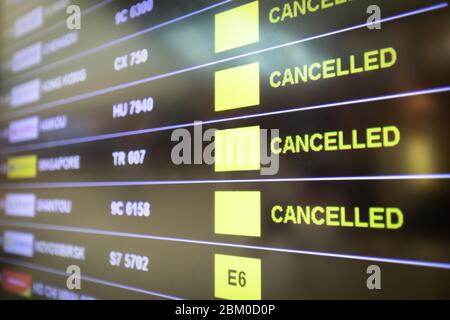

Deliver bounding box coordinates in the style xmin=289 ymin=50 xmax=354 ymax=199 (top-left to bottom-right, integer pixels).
xmin=1 ymin=220 xmax=449 ymax=270
xmin=3 ymin=2 xmax=447 ymax=120
xmin=1 ymin=174 xmax=450 ymax=190
xmin=1 ymin=86 xmax=449 ymax=155
xmin=0 ymin=256 xmax=184 ymax=300
xmin=5 ymin=0 xmax=235 ymax=85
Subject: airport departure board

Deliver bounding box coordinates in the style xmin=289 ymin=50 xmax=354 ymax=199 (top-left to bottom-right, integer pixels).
xmin=0 ymin=0 xmax=449 ymax=300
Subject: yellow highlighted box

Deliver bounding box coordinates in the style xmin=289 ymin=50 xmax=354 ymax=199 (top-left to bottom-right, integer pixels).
xmin=215 ymin=254 xmax=261 ymax=300
xmin=215 ymin=191 xmax=261 ymax=237
xmin=7 ymin=155 xmax=37 ymax=179
xmin=215 ymin=1 xmax=259 ymax=53
xmin=215 ymin=63 xmax=260 ymax=112
xmin=215 ymin=126 xmax=260 ymax=172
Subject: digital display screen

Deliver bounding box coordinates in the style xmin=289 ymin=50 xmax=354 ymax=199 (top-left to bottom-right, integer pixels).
xmin=0 ymin=0 xmax=449 ymax=300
